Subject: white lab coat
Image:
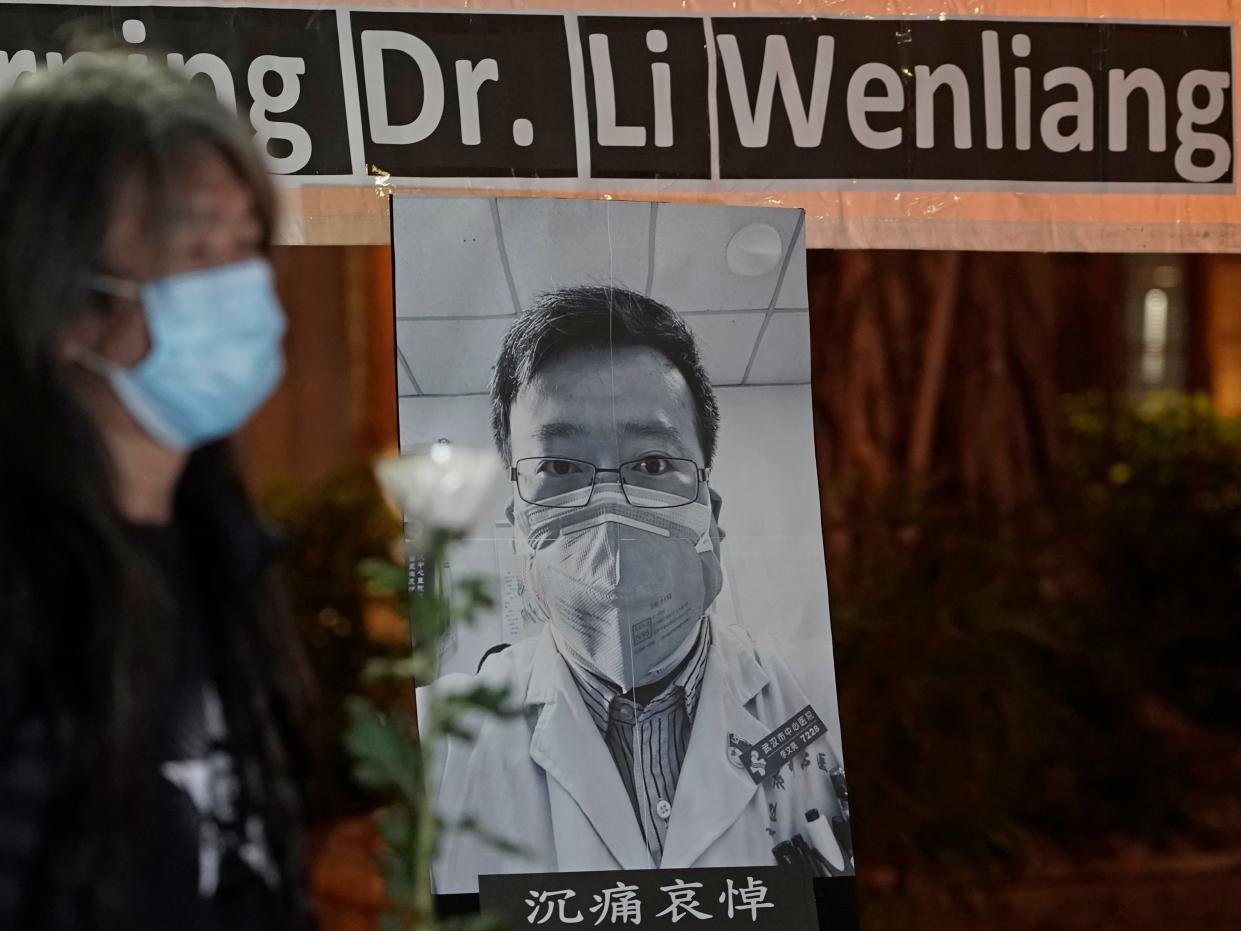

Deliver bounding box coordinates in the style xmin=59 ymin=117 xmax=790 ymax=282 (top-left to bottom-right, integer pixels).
xmin=420 ymin=618 xmax=850 ymax=893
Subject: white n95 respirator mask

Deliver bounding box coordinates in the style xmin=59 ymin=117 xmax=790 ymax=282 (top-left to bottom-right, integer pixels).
xmin=514 ymin=485 xmax=724 ymax=692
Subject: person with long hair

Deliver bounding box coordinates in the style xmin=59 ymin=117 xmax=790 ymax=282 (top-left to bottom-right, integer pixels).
xmin=0 ymin=53 xmax=315 ymax=929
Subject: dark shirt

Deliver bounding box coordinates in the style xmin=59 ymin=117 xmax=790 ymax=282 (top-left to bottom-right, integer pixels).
xmin=0 ymin=520 xmax=282 ymax=930
xmin=566 ymin=621 xmax=712 ymax=865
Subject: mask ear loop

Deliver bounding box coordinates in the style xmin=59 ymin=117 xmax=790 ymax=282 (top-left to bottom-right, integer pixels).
xmin=90 ymin=272 xmax=144 ymax=303
xmin=69 ymin=275 xmax=145 ymax=374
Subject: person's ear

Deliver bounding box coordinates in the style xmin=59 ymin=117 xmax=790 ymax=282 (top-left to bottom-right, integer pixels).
xmin=709 ymin=487 xmax=726 ymax=541
xmin=58 ymin=338 xmax=87 ymax=365
xmin=55 ymin=309 xmax=104 ymax=367
xmin=505 ymin=495 xmax=517 ymax=552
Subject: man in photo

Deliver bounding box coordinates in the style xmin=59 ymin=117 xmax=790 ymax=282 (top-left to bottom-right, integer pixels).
xmin=425 ymin=285 xmax=850 ymax=892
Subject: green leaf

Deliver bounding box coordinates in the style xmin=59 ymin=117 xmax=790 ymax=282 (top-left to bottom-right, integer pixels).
xmin=409 ymin=593 xmax=451 ymax=642
xmin=360 ymin=557 xmax=409 ymax=596
xmin=427 ymin=685 xmax=516 ymax=739
xmin=363 ymin=654 xmax=436 ymax=683
xmin=454 ymin=912 xmax=513 ymax=931
xmin=456 ymin=577 xmax=496 ymax=615
xmin=342 ymin=696 xmax=420 ymax=797
xmin=375 ymin=805 xmax=418 ymax=851
xmin=378 ymin=907 xmax=415 ymax=931
xmin=441 ymin=684 xmax=513 ymax=715
xmin=452 ymin=816 xmax=526 ymax=856
xmin=380 ymin=851 xmax=417 ymax=903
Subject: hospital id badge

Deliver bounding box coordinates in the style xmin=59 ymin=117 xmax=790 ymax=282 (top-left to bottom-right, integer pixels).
xmin=728 ymin=705 xmax=827 ymax=784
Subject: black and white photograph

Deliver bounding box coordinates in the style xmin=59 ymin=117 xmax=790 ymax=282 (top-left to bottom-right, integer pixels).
xmin=392 ymin=195 xmax=852 ymax=893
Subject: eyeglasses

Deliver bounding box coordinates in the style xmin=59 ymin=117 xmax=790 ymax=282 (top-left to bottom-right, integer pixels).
xmin=511 ymin=457 xmax=709 ymax=509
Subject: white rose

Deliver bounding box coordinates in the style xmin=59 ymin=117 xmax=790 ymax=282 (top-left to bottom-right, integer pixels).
xmin=374 ymin=441 xmax=504 ymax=545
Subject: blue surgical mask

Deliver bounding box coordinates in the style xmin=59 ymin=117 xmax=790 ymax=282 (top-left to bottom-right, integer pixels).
xmin=81 ymin=257 xmax=286 ymax=450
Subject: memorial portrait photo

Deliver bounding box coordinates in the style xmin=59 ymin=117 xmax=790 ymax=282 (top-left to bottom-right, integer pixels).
xmin=392 ymin=196 xmax=851 ymax=893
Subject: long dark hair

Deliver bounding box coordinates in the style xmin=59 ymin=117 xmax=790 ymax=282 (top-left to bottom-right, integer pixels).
xmin=0 ymin=55 xmax=314 ymax=928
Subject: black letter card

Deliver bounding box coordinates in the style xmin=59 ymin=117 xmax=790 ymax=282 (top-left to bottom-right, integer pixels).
xmin=480 ymin=866 xmax=817 ymax=930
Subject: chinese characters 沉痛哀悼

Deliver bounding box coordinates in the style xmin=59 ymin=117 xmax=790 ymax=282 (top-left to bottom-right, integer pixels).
xmin=523 ymin=874 xmax=776 ymax=925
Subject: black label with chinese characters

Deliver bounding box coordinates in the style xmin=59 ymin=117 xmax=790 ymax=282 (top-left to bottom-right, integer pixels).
xmin=479 ymin=866 xmax=817 ymax=931
xmin=729 ymin=705 xmax=827 ymax=785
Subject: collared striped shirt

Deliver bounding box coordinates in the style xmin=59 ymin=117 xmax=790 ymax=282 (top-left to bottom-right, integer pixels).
xmin=567 ymin=621 xmax=712 ymax=865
